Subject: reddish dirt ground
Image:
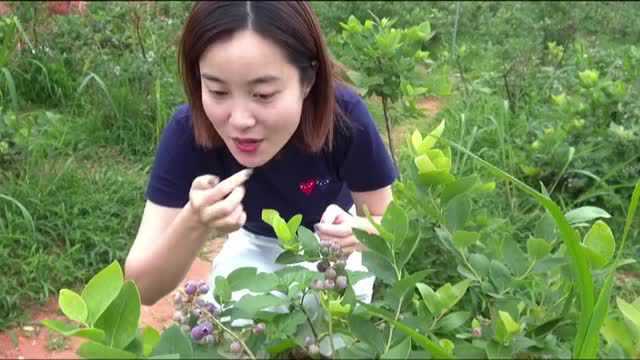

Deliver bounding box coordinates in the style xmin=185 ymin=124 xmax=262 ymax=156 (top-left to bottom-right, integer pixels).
xmin=0 ymin=240 xmax=223 ymax=359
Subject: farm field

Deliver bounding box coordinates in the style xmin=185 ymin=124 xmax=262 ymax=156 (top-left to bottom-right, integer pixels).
xmin=1 ymin=2 xmax=639 ymax=358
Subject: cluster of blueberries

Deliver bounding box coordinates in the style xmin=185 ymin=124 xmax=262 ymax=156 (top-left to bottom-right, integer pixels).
xmin=173 ymin=280 xmax=265 ymax=354
xmin=312 ymin=240 xmax=349 ymax=291
xmin=171 ymin=239 xmax=352 ymax=356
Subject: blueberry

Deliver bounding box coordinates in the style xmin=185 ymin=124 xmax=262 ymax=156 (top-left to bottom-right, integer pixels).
xmin=198 ymin=283 xmax=210 ymax=295
xmin=316 ymin=260 xmax=330 ymax=273
xmin=336 ymin=275 xmax=348 ymax=289
xmin=324 ymin=279 xmax=335 ymax=289
xmin=253 ymin=322 xmax=266 ymax=334
xmin=335 ymin=259 xmax=346 ymax=272
xmin=201 ymin=321 xmax=213 ymax=336
xmin=325 ymin=267 xmax=337 ymax=280
xmin=230 ymin=340 xmax=243 ymax=353
xmin=304 ymin=336 xmax=315 ymax=346
xmin=184 ymin=282 xmax=198 ymax=296
xmin=191 ymin=325 xmax=205 ymax=341
xmin=174 ymin=292 xmax=184 ymax=305
xmin=312 ymin=279 xmax=324 ymax=290
xmin=308 ymin=344 xmax=320 ymax=355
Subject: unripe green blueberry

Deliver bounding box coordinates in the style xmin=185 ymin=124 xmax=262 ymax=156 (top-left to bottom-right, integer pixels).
xmin=304 ymin=336 xmax=315 ymax=346
xmin=335 ymin=259 xmax=346 ymax=272
xmin=324 ymin=279 xmax=335 ymax=289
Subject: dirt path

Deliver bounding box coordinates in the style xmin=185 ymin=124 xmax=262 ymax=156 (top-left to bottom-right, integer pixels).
xmin=0 ymin=240 xmax=223 ymax=359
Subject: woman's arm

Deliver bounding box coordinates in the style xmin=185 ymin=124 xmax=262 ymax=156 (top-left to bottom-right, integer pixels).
xmin=125 ymin=200 xmax=211 ymax=305
xmin=350 ymin=185 xmax=393 ymax=232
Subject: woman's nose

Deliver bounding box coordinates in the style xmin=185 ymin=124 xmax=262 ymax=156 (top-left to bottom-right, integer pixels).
xmin=228 ymin=106 xmax=256 ymax=130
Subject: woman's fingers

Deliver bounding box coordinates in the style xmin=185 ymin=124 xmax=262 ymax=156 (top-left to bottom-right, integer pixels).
xmin=200 ymin=185 xmax=246 ymax=224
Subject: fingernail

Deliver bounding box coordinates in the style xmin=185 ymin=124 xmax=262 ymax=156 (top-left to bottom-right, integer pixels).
xmin=208 ymin=176 xmax=219 ymax=186
xmin=243 ymin=168 xmax=254 ymax=178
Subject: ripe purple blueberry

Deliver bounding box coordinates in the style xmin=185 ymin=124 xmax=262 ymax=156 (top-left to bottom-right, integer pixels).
xmin=191 ymin=325 xmax=205 ymax=341
xmin=316 ymin=260 xmax=330 ymax=273
xmin=184 ymin=281 xmax=198 ymax=296
xmin=198 ymin=283 xmax=210 ymax=295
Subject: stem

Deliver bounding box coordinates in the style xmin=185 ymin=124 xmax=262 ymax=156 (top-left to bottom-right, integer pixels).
xmin=208 ymin=315 xmax=256 ymax=360
xmin=515 ymin=260 xmax=537 ymax=281
xmin=384 ymin=293 xmax=405 ymax=353
xmin=381 ymin=96 xmax=400 ymax=179
xmin=327 ymin=312 xmax=336 ymax=358
xmin=133 ymin=9 xmax=147 ymax=61
xmin=300 ymin=290 xmax=319 ymax=341
xmin=384 ymin=261 xmax=404 ymax=353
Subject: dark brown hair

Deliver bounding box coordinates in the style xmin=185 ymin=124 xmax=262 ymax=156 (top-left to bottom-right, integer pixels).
xmin=178 ymin=1 xmax=347 ymax=152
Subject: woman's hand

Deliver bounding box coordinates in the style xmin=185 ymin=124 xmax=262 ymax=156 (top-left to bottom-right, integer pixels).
xmin=188 ymin=169 xmax=252 ymax=236
xmin=314 ymin=204 xmax=365 ymax=255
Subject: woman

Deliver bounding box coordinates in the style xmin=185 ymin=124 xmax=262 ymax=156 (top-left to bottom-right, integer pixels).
xmin=124 ymin=1 xmax=396 ymax=306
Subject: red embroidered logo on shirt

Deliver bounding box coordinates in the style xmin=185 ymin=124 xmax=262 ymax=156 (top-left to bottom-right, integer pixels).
xmin=299 ymin=179 xmax=316 ymax=196
xmin=299 ymin=178 xmax=331 ymax=196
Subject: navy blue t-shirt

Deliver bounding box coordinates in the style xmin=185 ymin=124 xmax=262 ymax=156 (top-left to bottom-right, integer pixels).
xmin=145 ymin=86 xmax=397 ymax=237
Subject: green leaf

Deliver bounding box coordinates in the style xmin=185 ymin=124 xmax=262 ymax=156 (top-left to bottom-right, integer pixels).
xmin=261 ymin=209 xmax=278 ymax=227
xmin=94 ymin=280 xmax=141 ymax=349
xmin=565 ymin=206 xmax=611 ymax=224
xmin=397 ymin=229 xmax=421 ymax=269
xmin=273 ymin=216 xmax=294 ymax=246
xmin=266 ymin=339 xmax=299 ymax=356
xmin=233 ymin=294 xmax=287 ymax=318
xmin=411 ymin=129 xmax=424 ymax=154
xmin=287 ymin=214 xmax=303 ymax=237
xmin=445 ymin=194 xmax=470 ymax=232
xmin=437 ymin=280 xmax=471 ymax=313
xmin=381 ymin=201 xmax=409 ymax=247
xmin=214 ymin=276 xmax=231 ymax=304
xmin=362 ymin=251 xmax=397 ymax=285
xmin=527 ymin=238 xmax=552 ymax=260
xmin=452 ymin=231 xmax=479 ymax=250
xmin=435 ymin=311 xmax=471 ymax=333
xmin=349 ymin=315 xmax=386 ymax=355
xmin=354 ymin=229 xmax=393 ymax=260
xmin=583 ymin=220 xmax=615 ymax=269
xmin=363 ymin=304 xmax=452 ymax=359
xmin=77 ymin=341 xmax=137 ymax=359
xmin=381 ymin=336 xmax=411 ymax=359
xmin=469 ymin=253 xmax=490 ymax=277
xmin=489 ymin=260 xmax=513 ymax=292
xmin=617 ymin=297 xmax=640 ymax=331
xmin=578 ymin=273 xmax=615 ymax=358
xmin=150 ymin=324 xmax=193 ymax=358
xmin=299 ymin=226 xmax=321 ymax=259
xmin=600 ymin=317 xmax=635 ymax=356
xmin=387 ymin=270 xmax=430 ymax=306
xmin=142 ymin=326 xmax=161 ymax=357
xmin=81 ymin=261 xmax=124 ymax=326
xmin=495 ymin=311 xmax=520 ymax=344
xmin=423 ymin=120 xmax=445 ymax=150
xmin=274 ymin=250 xmax=305 ymax=265
xmin=59 ymin=289 xmax=88 ymax=324
xmin=442 ymin=175 xmax=480 ymax=204
xmin=418 ymin=170 xmax=455 ymax=186
xmin=269 ymin=312 xmax=306 ymax=339
xmin=41 ymin=320 xmax=105 ymax=343
xmin=416 ymin=283 xmax=443 ymax=315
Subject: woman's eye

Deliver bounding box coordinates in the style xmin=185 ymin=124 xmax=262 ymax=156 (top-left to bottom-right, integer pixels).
xmin=253 ymin=92 xmax=276 ymax=101
xmin=209 ymin=90 xmax=228 ymax=97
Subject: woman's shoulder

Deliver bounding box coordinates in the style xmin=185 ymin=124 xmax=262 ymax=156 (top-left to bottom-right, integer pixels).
xmin=335 ymin=82 xmax=365 ymax=116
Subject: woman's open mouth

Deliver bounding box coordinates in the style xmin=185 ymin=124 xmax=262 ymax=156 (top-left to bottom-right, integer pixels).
xmin=233 ymin=138 xmax=263 ymax=153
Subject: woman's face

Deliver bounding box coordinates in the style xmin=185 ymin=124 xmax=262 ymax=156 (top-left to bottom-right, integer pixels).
xmin=199 ymin=29 xmax=311 ymax=168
